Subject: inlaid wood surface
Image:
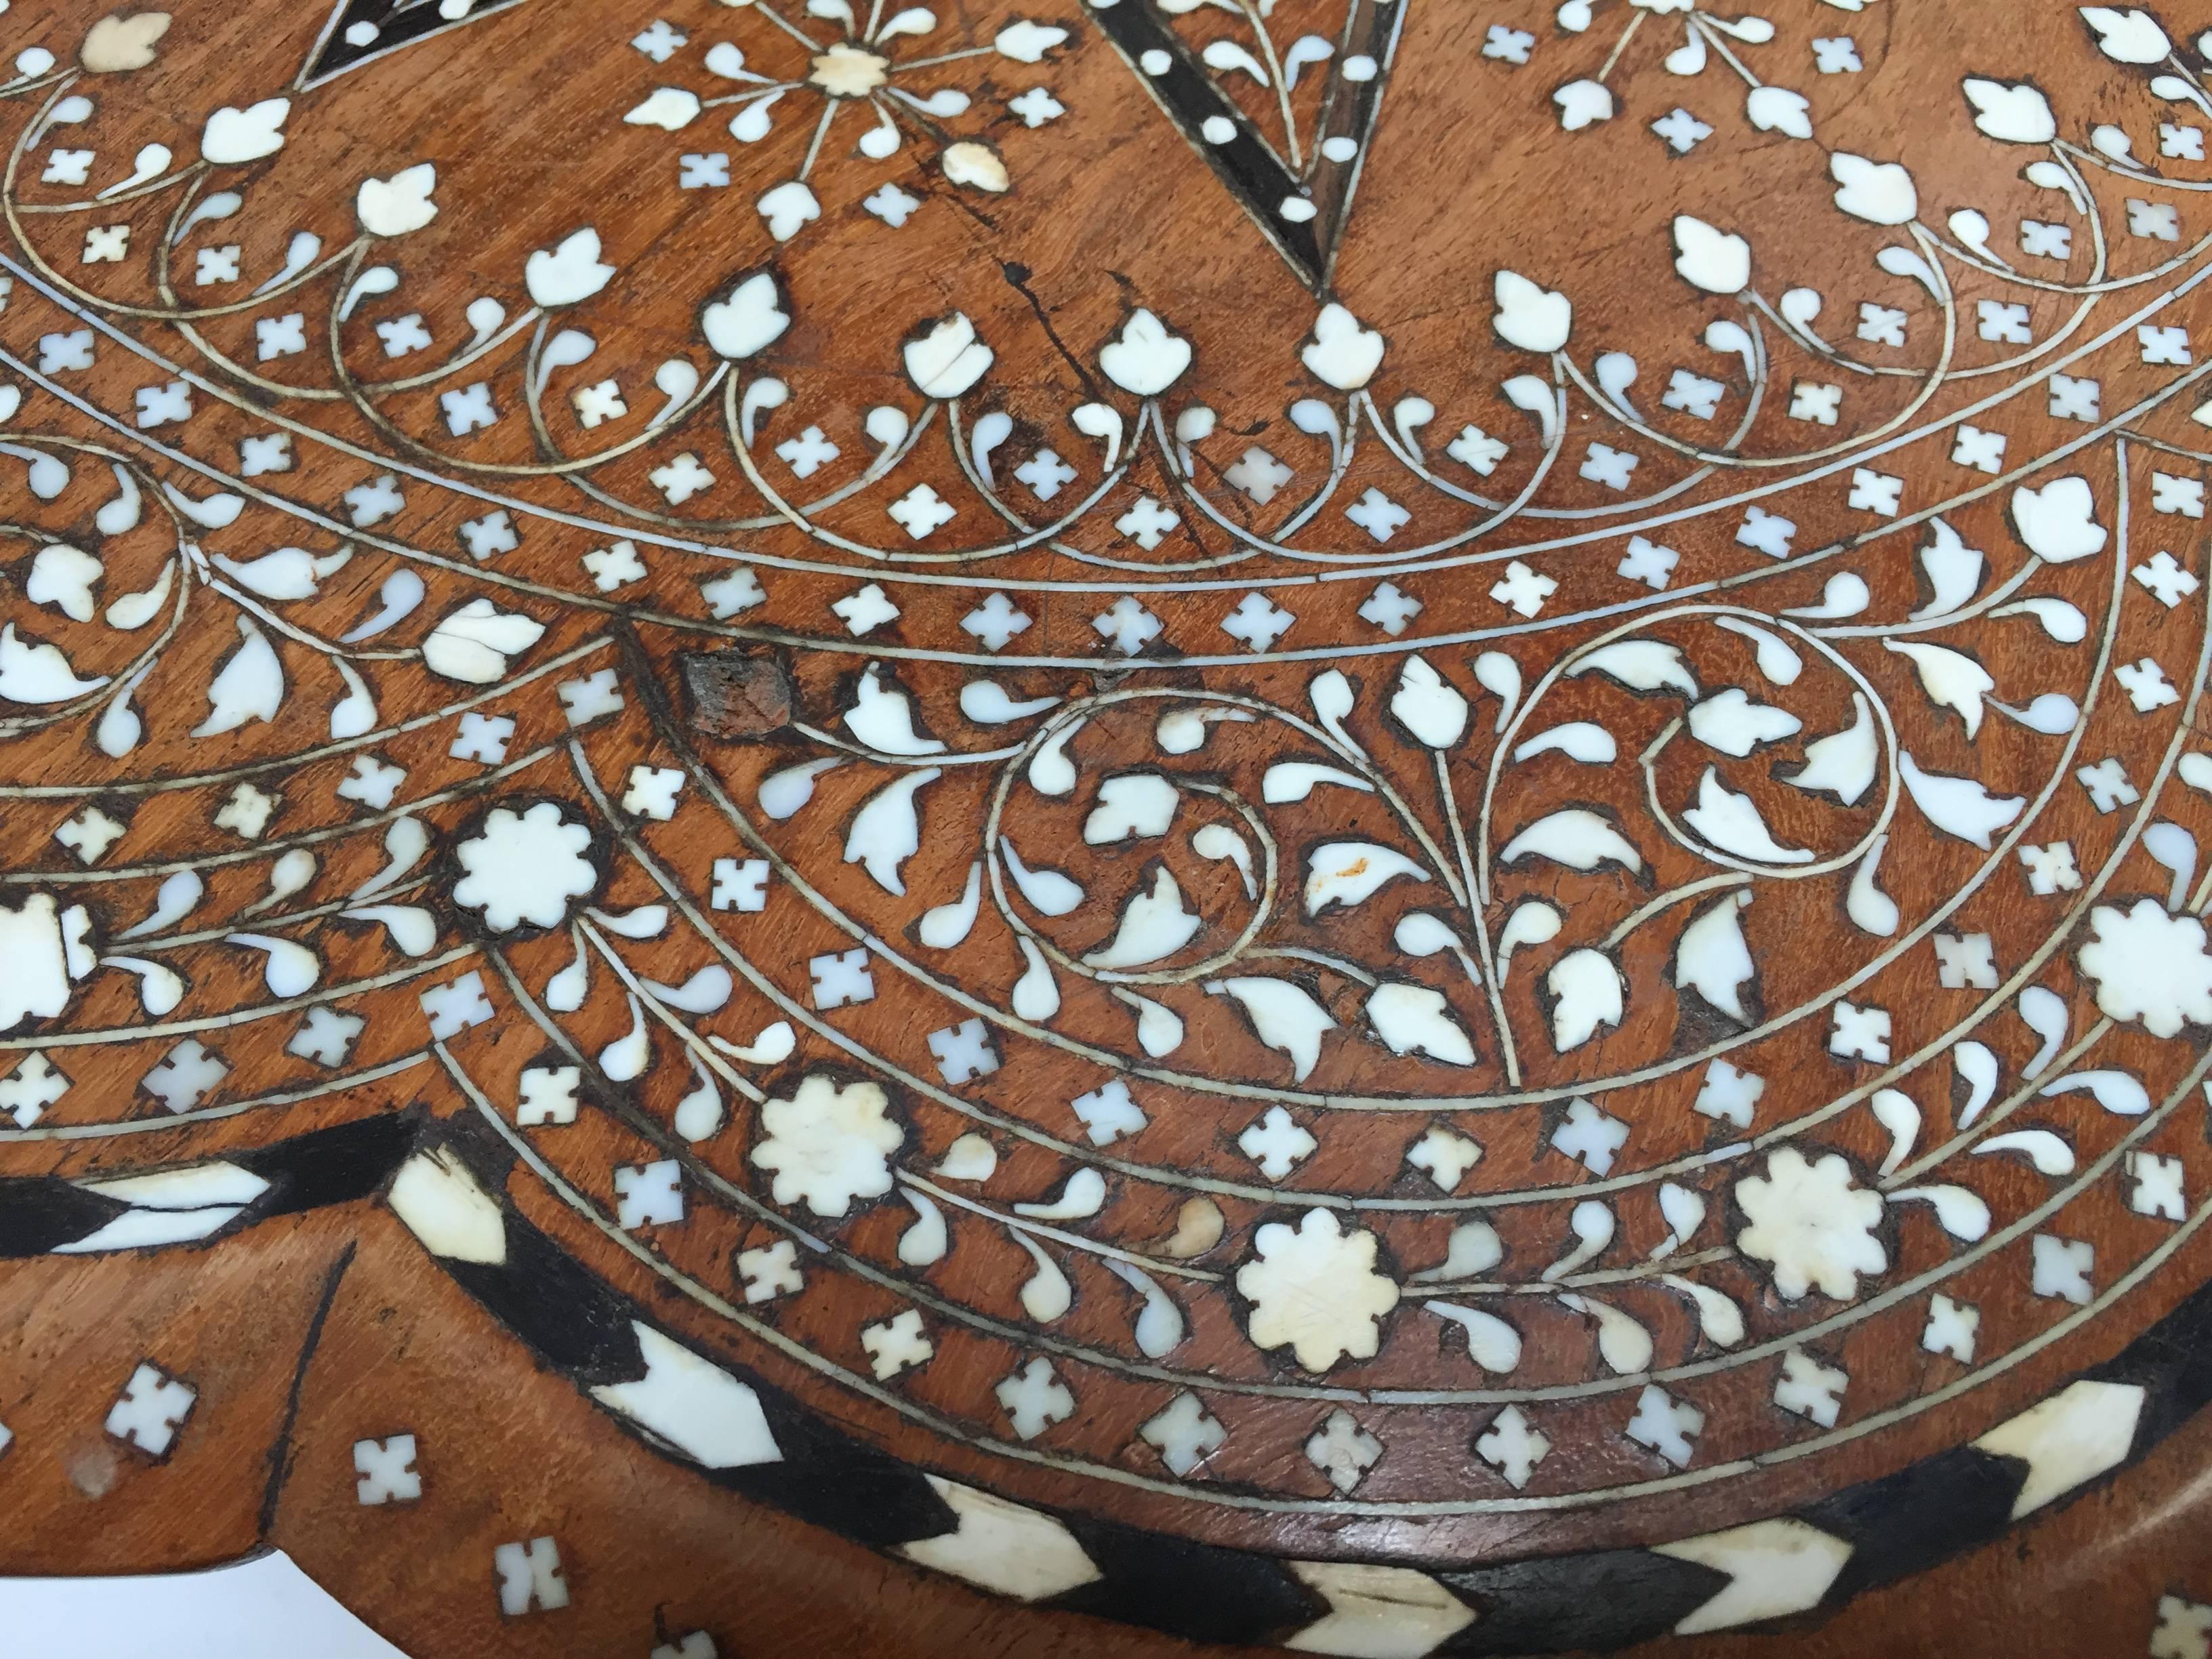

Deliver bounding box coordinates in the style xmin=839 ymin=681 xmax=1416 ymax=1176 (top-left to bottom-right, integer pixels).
xmin=3 ymin=1 xmax=2212 ymax=1655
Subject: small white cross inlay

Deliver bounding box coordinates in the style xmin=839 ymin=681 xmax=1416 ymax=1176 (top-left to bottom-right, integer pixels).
xmin=739 ymin=1240 xmax=804 ymax=1304
xmin=493 ymin=1536 xmax=569 ymax=1616
xmin=2049 ymin=372 xmax=2101 ymax=422
xmin=1774 ymin=1349 xmax=1848 ymax=1427
xmin=105 ymin=1363 xmax=196 ymax=1456
xmin=439 ymin=381 xmax=498 ymax=436
xmin=621 ymin=762 xmax=686 ymax=820
xmin=420 ymin=971 xmax=495 ymax=1040
xmin=1305 ymin=1408 xmax=1384 ymax=1494
xmin=1951 ymin=424 xmax=2007 ymax=472
xmin=143 ymin=1040 xmax=226 ymax=1113
xmin=1474 ymin=1405 xmax=1551 ymax=1489
xmin=287 ymin=1008 xmax=363 ymax=1070
xmin=2018 ymin=842 xmax=2082 ymax=895
xmin=1071 ymin=1080 xmax=1147 ymax=1145
xmin=1662 ymin=369 xmax=1724 ymax=419
xmin=451 ymin=711 xmax=514 ymax=763
xmin=1359 ymin=581 xmax=1422 ymax=633
xmin=2128 ymin=1151 xmax=2186 ymax=1221
xmin=1141 ymin=1390 xmax=1226 ymax=1476
xmin=614 ymin=1159 xmax=684 ymax=1229
xmin=571 ymin=379 xmax=626 ymax=427
xmin=861 ymin=1309 xmax=933 ymax=1379
xmin=558 ymin=670 xmax=625 ymax=726
xmin=1092 ymin=594 xmax=1163 ymax=655
xmin=928 ymin=1018 xmax=1000 ymax=1084
xmin=1345 ymin=487 xmax=1410 ymax=542
xmin=1115 ymin=495 xmax=1180 ymax=550
xmin=2078 ymin=757 xmax=2139 ymax=813
xmin=1789 ymin=381 xmax=1841 ymax=425
xmin=830 ymin=582 xmax=901 ymax=637
xmin=1490 ymin=560 xmax=1557 ymax=618
xmin=0 ymin=1052 xmax=68 ymax=1126
xmin=1221 ymin=593 xmax=1294 ymax=651
xmin=2030 ymin=1233 xmax=2093 ymax=1305
xmin=354 ymin=1434 xmax=422 ymax=1504
xmin=1237 ymin=1105 xmax=1317 ymax=1179
xmin=1624 ymin=1385 xmax=1705 ymax=1469
xmin=1227 ymin=446 xmax=1294 ymax=504
xmin=712 ymin=857 xmax=769 ymax=911
xmin=516 ymin=1066 xmax=581 ymax=1128
xmin=888 ymin=483 xmax=956 ymax=539
xmin=651 ymin=453 xmax=716 ymax=505
xmin=962 ymin=591 xmax=1032 ymax=650
xmin=581 ymin=539 xmax=647 ymax=593
xmin=1921 ymin=1294 xmax=1979 ymax=1363
xmin=776 ymin=424 xmax=840 ymax=477
xmin=1551 ymin=1098 xmax=1628 ymax=1174
xmin=995 ymin=1357 xmax=1075 ymax=1440
xmin=2132 ymin=555 xmax=2203 ymax=615
xmin=1015 ymin=449 xmax=1077 ymax=500
xmin=1578 ymin=443 xmax=1639 ymax=491
xmin=1406 ymin=1126 xmax=1482 ymax=1191
xmin=1650 ymin=107 xmax=1713 ymax=153
xmin=1932 ymin=932 xmax=1997 ymax=989
xmin=1448 ymin=426 xmax=1507 ymax=474
xmin=808 ymin=948 xmax=876 ymax=1009
xmin=1828 ymin=1001 xmax=1891 ymax=1063
xmin=1618 ymin=535 xmax=1679 ymax=588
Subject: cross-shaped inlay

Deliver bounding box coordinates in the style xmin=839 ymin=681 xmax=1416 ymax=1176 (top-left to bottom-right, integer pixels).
xmin=1624 ymin=1385 xmax=1705 ymax=1469
xmin=1114 ymin=495 xmax=1180 ymax=550
xmin=1775 ymin=1351 xmax=1849 ymax=1427
xmin=1358 ymin=581 xmax=1422 ymax=634
xmin=1551 ymin=1099 xmax=1628 ymax=1174
xmin=493 ymin=1536 xmax=570 ymax=1616
xmin=927 ymin=1019 xmax=1000 ymax=1084
xmin=995 ymin=1357 xmax=1076 ymax=1440
xmin=1304 ymin=1408 xmax=1384 ymax=1494
xmin=354 ymin=1434 xmax=422 ymax=1504
xmin=105 ymin=1363 xmax=197 ymax=1458
xmin=1014 ymin=449 xmax=1076 ymax=500
xmin=861 ymin=1309 xmax=933 ymax=1380
xmin=1227 ymin=446 xmax=1293 ymax=504
xmin=0 ymin=1051 xmax=68 ymax=1127
xmin=419 ymin=970 xmax=495 ymax=1040
xmin=776 ymin=424 xmax=840 ymax=477
xmin=1140 ymin=1391 xmax=1227 ymax=1475
xmin=142 ymin=1040 xmax=227 ymax=1113
xmin=1092 ymin=595 xmax=1163 ymax=655
xmin=961 ymin=592 xmax=1032 ymax=651
xmin=1238 ymin=1105 xmax=1317 ymax=1180
xmin=1474 ymin=1406 xmax=1550 ymax=1490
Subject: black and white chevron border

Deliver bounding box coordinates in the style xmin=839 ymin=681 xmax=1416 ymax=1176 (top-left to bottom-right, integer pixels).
xmin=16 ymin=1111 xmax=2200 ymax=1654
xmin=392 ymin=1120 xmax=2212 ymax=1655
xmin=0 ymin=1112 xmax=416 ymax=1259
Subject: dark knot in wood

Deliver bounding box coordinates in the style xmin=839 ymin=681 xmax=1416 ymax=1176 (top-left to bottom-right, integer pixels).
xmin=680 ymin=649 xmax=794 ymax=740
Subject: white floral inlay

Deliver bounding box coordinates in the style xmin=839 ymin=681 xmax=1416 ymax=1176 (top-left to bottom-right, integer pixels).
xmin=1235 ymin=1208 xmax=1400 ymax=1371
xmin=751 ymin=1073 xmax=903 ymax=1218
xmin=1734 ymin=1148 xmax=1886 ymax=1303
xmin=451 ymin=802 xmax=598 ymax=932
xmin=2078 ymin=899 xmax=2212 ymax=1038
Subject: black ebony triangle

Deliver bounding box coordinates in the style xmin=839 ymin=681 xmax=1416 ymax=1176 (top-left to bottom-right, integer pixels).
xmin=1085 ymin=0 xmax=1404 ymax=294
xmin=296 ymin=0 xmax=533 ymax=89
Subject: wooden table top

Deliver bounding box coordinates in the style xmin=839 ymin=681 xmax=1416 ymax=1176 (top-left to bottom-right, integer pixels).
xmin=3 ymin=1 xmax=2212 ymax=1654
